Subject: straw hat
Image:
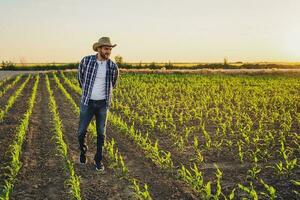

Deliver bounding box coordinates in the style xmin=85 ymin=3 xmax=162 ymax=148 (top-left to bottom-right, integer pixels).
xmin=93 ymin=37 xmax=117 ymax=51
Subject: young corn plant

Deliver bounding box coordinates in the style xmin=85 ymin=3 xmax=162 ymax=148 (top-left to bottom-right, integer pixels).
xmin=259 ymin=179 xmax=277 ymax=200
xmin=213 ymin=164 xmax=223 ymax=199
xmin=246 ymin=164 xmax=261 ymax=180
xmin=202 ymin=181 xmax=212 ymax=199
xmin=201 ymin=123 xmax=212 ymax=149
xmin=192 ymin=136 xmax=204 ymax=164
xmin=212 ymin=139 xmax=224 ymax=151
xmin=237 ymin=141 xmax=245 ymax=163
xmin=177 ymin=163 xmax=204 ymax=193
xmin=274 ymin=161 xmax=285 ymax=176
xmin=238 ymin=182 xmax=258 ymax=200
xmin=104 ymin=138 xmax=129 ymax=177
xmin=130 ymin=178 xmax=152 ymax=200
xmin=174 ymin=136 xmax=185 ymax=152
xmin=274 ymin=141 xmax=298 ymax=176
xmin=280 ymin=141 xmax=298 ymax=173
xmin=224 ymin=188 xmax=236 ymax=200
xmin=291 ymin=180 xmax=300 ymax=197
xmin=183 ymin=126 xmax=192 ymax=143
xmin=202 ymin=163 xmax=226 ymax=200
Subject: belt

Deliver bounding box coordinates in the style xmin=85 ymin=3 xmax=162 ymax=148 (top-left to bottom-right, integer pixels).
xmin=89 ymin=99 xmax=106 ymax=103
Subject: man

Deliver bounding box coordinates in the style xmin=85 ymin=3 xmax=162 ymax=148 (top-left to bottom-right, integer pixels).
xmin=77 ymin=36 xmax=119 ymax=171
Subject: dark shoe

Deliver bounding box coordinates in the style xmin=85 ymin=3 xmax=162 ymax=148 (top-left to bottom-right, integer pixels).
xmin=79 ymin=144 xmax=88 ymax=164
xmin=94 ymin=160 xmax=105 ymax=171
xmin=80 ymin=152 xmax=87 ymax=164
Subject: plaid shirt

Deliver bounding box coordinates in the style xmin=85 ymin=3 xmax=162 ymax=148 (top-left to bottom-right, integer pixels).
xmin=77 ymin=53 xmax=119 ymax=109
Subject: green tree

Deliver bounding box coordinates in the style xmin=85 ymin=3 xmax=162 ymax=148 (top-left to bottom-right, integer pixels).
xmin=115 ymin=55 xmax=123 ymax=66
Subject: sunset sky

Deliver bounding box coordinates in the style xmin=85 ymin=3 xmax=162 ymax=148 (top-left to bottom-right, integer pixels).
xmin=0 ymin=0 xmax=299 ymax=63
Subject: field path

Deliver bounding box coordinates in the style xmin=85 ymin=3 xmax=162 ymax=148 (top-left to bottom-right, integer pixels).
xmin=0 ymin=71 xmax=36 ymax=80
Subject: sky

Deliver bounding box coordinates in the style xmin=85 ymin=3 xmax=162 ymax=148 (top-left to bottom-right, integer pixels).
xmin=0 ymin=0 xmax=300 ymax=63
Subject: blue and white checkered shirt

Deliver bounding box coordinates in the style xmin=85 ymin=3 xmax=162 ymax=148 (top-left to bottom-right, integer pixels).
xmin=77 ymin=53 xmax=119 ymax=109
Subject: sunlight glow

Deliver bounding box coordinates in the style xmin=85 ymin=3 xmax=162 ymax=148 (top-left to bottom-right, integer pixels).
xmin=283 ymin=27 xmax=300 ymax=58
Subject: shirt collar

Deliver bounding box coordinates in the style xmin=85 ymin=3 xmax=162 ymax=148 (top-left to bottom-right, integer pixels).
xmin=93 ymin=53 xmax=111 ymax=68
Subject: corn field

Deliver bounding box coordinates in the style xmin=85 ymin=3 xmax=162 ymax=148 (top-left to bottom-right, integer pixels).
xmin=0 ymin=71 xmax=299 ymax=199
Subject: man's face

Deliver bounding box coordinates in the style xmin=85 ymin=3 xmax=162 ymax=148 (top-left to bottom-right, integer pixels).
xmin=98 ymin=46 xmax=112 ymax=59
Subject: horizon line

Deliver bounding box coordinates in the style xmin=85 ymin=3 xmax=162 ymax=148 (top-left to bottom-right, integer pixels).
xmin=6 ymin=60 xmax=300 ymax=64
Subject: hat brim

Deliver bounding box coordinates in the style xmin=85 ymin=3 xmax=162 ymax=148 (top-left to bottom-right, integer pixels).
xmin=93 ymin=42 xmax=117 ymax=51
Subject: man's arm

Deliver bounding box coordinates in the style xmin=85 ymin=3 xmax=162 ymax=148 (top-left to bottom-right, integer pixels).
xmin=78 ymin=57 xmax=85 ymax=88
xmin=112 ymin=63 xmax=119 ymax=89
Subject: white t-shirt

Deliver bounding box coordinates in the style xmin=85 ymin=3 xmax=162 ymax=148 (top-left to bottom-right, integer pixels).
xmin=90 ymin=60 xmax=107 ymax=100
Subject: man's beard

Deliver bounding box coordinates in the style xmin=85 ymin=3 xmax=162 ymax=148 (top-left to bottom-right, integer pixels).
xmin=100 ymin=52 xmax=109 ymax=59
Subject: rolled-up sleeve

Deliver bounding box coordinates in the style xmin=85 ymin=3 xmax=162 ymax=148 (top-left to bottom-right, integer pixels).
xmin=78 ymin=57 xmax=85 ymax=88
xmin=112 ymin=64 xmax=119 ymax=89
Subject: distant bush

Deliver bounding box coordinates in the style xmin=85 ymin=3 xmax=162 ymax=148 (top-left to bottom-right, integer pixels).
xmin=114 ymin=55 xmax=123 ymax=66
xmin=1 ymin=61 xmax=16 ymax=69
xmin=164 ymin=62 xmax=174 ymax=69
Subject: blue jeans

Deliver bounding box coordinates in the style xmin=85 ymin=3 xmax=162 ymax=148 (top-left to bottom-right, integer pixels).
xmin=77 ymin=99 xmax=108 ymax=162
